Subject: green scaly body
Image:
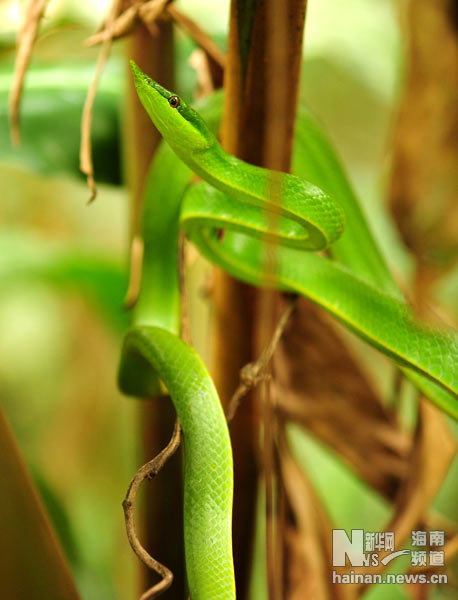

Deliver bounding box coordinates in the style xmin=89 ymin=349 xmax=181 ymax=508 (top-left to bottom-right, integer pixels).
xmin=118 ymin=61 xmax=458 ymax=599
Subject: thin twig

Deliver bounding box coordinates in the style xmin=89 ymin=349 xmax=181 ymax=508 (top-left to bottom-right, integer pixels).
xmin=123 ymin=213 xmax=189 ymax=600
xmin=85 ymin=0 xmax=226 ymax=72
xmin=263 ymin=379 xmax=278 ymax=600
xmin=275 ymin=459 xmax=286 ymax=600
xmin=139 ymin=0 xmax=173 ymax=25
xmin=9 ymin=0 xmax=49 ymax=146
xmin=226 ymin=297 xmax=295 ymax=423
xmin=85 ymin=3 xmax=140 ymax=47
xmin=167 ymin=5 xmax=226 ymax=69
xmin=80 ymin=0 xmax=123 ymax=202
xmin=123 ymin=418 xmax=182 ymax=600
xmin=85 ymin=0 xmax=172 ymax=46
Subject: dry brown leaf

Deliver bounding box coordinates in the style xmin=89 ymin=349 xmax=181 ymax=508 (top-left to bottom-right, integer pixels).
xmin=9 ymin=0 xmax=49 ymax=146
xmin=405 ymin=531 xmax=458 ymax=590
xmin=274 ymin=296 xmax=411 ymax=500
xmin=389 ymin=0 xmax=458 ymax=288
xmin=387 ymin=401 xmax=455 ymax=547
xmin=279 ymin=427 xmax=357 ymax=600
xmin=346 ymin=400 xmax=456 ymax=594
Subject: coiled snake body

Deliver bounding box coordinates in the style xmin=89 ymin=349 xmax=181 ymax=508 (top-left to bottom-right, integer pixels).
xmin=118 ymin=61 xmax=458 ymax=600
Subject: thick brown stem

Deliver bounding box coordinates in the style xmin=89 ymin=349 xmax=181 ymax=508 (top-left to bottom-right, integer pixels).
xmin=123 ymin=21 xmax=186 ymax=599
xmin=214 ymin=2 xmax=308 ymax=597
xmin=124 ymin=21 xmax=174 ymax=237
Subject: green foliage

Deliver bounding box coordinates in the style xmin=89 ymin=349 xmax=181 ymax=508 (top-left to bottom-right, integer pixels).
xmin=0 ymin=61 xmax=122 ymax=183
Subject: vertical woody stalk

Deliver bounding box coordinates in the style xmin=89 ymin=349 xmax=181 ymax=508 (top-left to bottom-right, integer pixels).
xmin=215 ymin=1 xmax=307 ymax=596
xmin=124 ymin=22 xmax=186 ymax=598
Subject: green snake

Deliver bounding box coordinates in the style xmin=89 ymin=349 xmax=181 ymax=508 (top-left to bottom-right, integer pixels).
xmin=118 ymin=61 xmax=458 ymax=599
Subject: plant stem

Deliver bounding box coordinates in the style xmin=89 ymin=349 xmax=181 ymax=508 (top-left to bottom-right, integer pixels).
xmin=214 ymin=2 xmax=308 ymax=597
xmin=124 ymin=21 xmax=186 ymax=598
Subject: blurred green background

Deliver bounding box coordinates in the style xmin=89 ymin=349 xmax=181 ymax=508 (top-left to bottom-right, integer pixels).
xmin=0 ymin=1 xmax=456 ymax=599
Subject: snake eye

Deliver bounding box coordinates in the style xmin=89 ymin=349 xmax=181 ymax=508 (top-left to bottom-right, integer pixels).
xmin=169 ymin=95 xmax=180 ymax=108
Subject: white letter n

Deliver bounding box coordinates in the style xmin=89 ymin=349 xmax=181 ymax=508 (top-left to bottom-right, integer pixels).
xmin=332 ymin=529 xmax=365 ymax=567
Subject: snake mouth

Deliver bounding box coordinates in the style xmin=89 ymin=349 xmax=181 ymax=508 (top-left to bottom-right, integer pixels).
xmin=129 ymin=60 xmax=151 ymax=88
xmin=129 ymin=61 xmax=173 ymax=137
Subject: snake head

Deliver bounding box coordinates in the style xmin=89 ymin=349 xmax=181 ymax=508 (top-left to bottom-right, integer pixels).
xmin=130 ymin=60 xmax=216 ymax=154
